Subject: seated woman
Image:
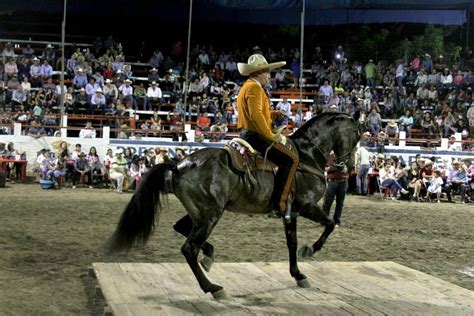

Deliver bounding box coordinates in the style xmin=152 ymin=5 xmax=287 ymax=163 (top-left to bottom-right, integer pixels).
xmin=47 ymin=156 xmax=67 ymax=188
xmin=379 ymin=162 xmax=408 ymax=200
xmin=413 ymin=159 xmax=434 ymax=202
xmin=39 ymin=150 xmax=52 ymax=180
xmin=399 ymin=110 xmax=413 ymax=138
xmin=407 ymin=161 xmax=420 ymax=197
xmin=86 ymin=146 xmax=102 ymax=183
xmin=129 ymin=156 xmax=148 ymax=188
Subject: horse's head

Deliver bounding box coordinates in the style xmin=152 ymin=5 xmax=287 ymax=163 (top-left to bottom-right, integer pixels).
xmin=291 ymin=113 xmax=360 ymax=172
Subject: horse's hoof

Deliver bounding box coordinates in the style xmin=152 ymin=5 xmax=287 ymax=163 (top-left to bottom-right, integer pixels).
xmin=200 ymin=256 xmax=214 ymax=272
xmin=212 ymin=289 xmax=228 ymax=300
xmin=297 ymin=278 xmax=311 ymax=288
xmin=298 ymin=245 xmax=314 ymax=258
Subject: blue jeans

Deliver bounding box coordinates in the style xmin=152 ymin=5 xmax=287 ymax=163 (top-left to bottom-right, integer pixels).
xmin=357 ymin=164 xmax=370 ymax=194
xmin=322 ymin=180 xmax=348 ymax=225
xmin=369 ymin=124 xmax=380 ymax=135
xmin=399 ymin=124 xmax=412 ymax=138
xmin=381 ymin=179 xmax=403 ymax=197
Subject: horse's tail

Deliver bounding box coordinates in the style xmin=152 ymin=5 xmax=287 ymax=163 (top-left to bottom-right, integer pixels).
xmin=106 ymin=162 xmax=176 ymax=254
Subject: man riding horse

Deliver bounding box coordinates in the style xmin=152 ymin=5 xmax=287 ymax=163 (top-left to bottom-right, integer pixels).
xmin=237 ymin=54 xmax=299 ymax=217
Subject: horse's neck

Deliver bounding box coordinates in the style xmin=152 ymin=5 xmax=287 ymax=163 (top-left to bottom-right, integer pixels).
xmin=292 ymin=134 xmax=331 ymax=170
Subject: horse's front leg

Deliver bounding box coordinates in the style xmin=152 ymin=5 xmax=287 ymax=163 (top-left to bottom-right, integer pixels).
xmin=298 ymin=203 xmax=335 ymax=258
xmin=284 ymin=217 xmax=310 ymax=288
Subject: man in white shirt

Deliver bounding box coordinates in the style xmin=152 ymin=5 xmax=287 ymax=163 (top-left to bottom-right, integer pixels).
xmin=119 ymin=79 xmax=135 ymax=109
xmin=198 ymin=51 xmax=210 ymax=65
xmin=79 ymin=121 xmax=96 ymax=138
xmin=90 ymin=89 xmax=106 ymax=115
xmin=146 ymin=81 xmax=162 ymax=111
xmin=275 ymin=96 xmax=292 ymax=126
xmin=103 ymin=79 xmax=118 ymax=104
xmin=355 ymin=141 xmax=371 ymax=195
xmin=447 ymin=135 xmax=462 ymax=151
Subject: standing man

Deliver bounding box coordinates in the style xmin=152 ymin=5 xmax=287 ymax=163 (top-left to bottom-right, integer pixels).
xmin=237 ymin=54 xmax=299 ymax=217
xmin=322 ymin=152 xmax=350 ymax=227
xmin=355 ymin=141 xmax=371 ymax=195
xmin=364 ymin=59 xmax=376 ymax=88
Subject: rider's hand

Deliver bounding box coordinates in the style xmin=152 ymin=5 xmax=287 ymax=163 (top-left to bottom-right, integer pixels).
xmin=276 ymin=134 xmax=287 ymax=146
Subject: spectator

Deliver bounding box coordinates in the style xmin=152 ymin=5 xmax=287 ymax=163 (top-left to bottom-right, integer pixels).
xmin=424 ymin=170 xmax=443 ymax=203
xmin=379 ymin=162 xmax=409 ymax=200
xmin=367 ymin=108 xmax=382 ymax=135
xmin=79 ymin=121 xmax=96 ymax=138
xmin=148 ymin=68 xmax=160 ymax=83
xmin=72 ymin=152 xmax=92 ymax=189
xmin=399 ymin=110 xmax=413 ymax=137
xmin=420 ymin=112 xmax=437 ymax=139
xmin=27 ymin=120 xmax=47 ymax=138
xmin=74 ymin=88 xmax=89 ymax=114
xmin=355 ymin=141 xmax=371 ymax=195
xmin=146 ymin=81 xmax=162 ymax=111
xmin=421 ymin=53 xmax=433 ymax=73
xmin=90 ymin=88 xmax=106 ymax=114
xmin=385 ymin=119 xmax=399 ymax=139
xmin=322 ymin=151 xmax=349 ymax=227
xmin=4 ymin=57 xmax=18 ymax=79
xmin=40 ymin=59 xmax=53 ymax=80
xmin=29 ymin=57 xmax=42 ymax=87
xmin=118 ymin=79 xmax=135 ymax=109
xmin=86 ymin=146 xmax=102 ymax=181
xmin=275 ymin=96 xmax=292 ymax=126
xmin=73 ymin=68 xmax=88 ymax=89
xmin=103 ymin=79 xmax=118 ymax=105
xmin=2 ymin=42 xmax=15 ymax=63
xmin=364 ymin=59 xmax=376 ymax=88
xmin=445 ymin=161 xmax=468 ymax=203
xmin=11 ymin=86 xmax=27 ymax=112
xmin=447 ymin=135 xmax=462 ymax=151
xmin=444 ymin=111 xmax=457 ymax=138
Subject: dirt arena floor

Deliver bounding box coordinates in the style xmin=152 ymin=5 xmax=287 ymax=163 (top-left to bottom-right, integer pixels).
xmin=0 ymin=183 xmax=472 ymax=315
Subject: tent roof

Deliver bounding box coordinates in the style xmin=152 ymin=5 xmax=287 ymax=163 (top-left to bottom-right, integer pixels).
xmin=2 ymin=0 xmax=471 ymax=25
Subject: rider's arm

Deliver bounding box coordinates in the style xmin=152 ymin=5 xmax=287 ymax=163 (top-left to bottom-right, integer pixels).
xmin=246 ymin=84 xmax=278 ymax=142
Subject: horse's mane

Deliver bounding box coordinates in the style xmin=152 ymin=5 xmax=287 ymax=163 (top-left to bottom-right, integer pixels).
xmin=291 ymin=112 xmax=354 ymax=139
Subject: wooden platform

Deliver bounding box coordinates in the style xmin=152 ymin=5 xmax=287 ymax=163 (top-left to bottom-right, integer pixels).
xmin=92 ymin=261 xmax=474 ymax=315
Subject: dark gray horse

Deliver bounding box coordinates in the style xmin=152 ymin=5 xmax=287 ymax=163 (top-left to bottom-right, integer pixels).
xmin=107 ymin=112 xmax=360 ymax=299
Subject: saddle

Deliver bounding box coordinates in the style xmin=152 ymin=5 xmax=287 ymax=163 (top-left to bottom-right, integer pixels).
xmin=224 ymin=138 xmax=297 ymax=174
xmin=224 ymin=138 xmax=324 ymax=179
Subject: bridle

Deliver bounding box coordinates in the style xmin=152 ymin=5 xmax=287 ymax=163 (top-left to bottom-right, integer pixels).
xmin=314 ymin=126 xmax=359 ymax=168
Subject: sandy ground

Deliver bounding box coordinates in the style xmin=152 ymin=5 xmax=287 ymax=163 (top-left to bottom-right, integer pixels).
xmin=0 ymin=183 xmax=472 ymax=315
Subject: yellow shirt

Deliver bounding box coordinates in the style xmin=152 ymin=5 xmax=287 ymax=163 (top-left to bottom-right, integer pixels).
xmin=237 ymin=79 xmax=277 ymax=142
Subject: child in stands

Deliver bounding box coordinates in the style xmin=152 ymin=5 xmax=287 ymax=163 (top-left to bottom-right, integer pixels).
xmin=425 ymin=170 xmax=443 ymax=203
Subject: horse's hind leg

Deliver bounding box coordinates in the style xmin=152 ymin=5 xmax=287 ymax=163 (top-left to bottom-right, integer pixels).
xmin=181 ymin=211 xmax=226 ymax=299
xmin=284 ymin=217 xmax=310 ymax=288
xmin=174 ymin=215 xmax=215 ymax=271
xmin=298 ymin=204 xmax=335 ymax=258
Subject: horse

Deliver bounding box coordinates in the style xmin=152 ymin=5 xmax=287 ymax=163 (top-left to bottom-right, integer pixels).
xmin=107 ymin=112 xmax=360 ymax=299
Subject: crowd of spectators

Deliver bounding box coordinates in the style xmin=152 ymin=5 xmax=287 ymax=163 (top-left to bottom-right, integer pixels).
xmin=0 ymin=37 xmax=473 ymax=149
xmin=24 ymin=141 xmax=186 ymax=192
xmin=355 ymin=139 xmax=473 ymax=204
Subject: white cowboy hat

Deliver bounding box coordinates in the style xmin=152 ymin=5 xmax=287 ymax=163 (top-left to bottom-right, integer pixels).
xmin=387 ymin=120 xmax=397 ymax=127
xmin=237 ymin=54 xmax=286 ymax=76
xmin=95 ymin=88 xmax=103 ymax=93
xmin=105 ymin=79 xmax=112 ymax=84
xmin=124 ymin=79 xmax=132 ymax=83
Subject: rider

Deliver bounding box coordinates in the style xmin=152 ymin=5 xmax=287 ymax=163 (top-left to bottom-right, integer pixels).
xmin=237 ymin=54 xmax=300 ymax=217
